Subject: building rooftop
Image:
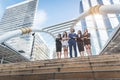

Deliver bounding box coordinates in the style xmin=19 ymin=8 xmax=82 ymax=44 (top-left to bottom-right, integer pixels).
xmin=0 ymin=44 xmax=29 ymax=63
xmin=6 ymin=0 xmax=34 ymax=9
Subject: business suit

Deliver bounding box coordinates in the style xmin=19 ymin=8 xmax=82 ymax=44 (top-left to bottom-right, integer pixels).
xmin=68 ymin=33 xmax=77 ymax=57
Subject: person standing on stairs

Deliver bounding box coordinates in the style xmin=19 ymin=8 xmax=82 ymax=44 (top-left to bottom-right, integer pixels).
xmin=83 ymin=29 xmax=92 ymax=56
xmin=62 ymin=31 xmax=69 ymax=58
xmin=68 ymin=28 xmax=77 ymax=58
xmin=56 ymin=34 xmax=62 ymax=58
xmin=76 ymin=30 xmax=84 ymax=57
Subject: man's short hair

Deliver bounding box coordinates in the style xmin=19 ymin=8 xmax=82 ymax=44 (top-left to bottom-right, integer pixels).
xmin=70 ymin=28 xmax=75 ymax=32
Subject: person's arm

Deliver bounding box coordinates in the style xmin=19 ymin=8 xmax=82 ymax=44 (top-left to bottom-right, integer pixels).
xmin=56 ymin=38 xmax=58 ymax=42
xmin=84 ymin=34 xmax=88 ymax=39
xmin=88 ymin=33 xmax=90 ymax=39
xmin=66 ymin=37 xmax=69 ymax=40
xmin=81 ymin=35 xmax=84 ymax=40
xmin=62 ymin=37 xmax=65 ymax=41
xmin=74 ymin=33 xmax=77 ymax=40
xmin=68 ymin=33 xmax=73 ymax=39
xmin=60 ymin=38 xmax=62 ymax=41
xmin=67 ymin=36 xmax=70 ymax=40
xmin=76 ymin=35 xmax=78 ymax=41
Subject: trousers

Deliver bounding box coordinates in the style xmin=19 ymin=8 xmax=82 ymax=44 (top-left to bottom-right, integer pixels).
xmin=69 ymin=42 xmax=77 ymax=58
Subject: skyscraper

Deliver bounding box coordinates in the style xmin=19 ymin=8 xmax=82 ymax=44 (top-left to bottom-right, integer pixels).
xmin=77 ymin=0 xmax=120 ymax=55
xmin=31 ymin=33 xmax=50 ymax=60
xmin=0 ymin=0 xmax=50 ymax=60
xmin=0 ymin=0 xmax=38 ymax=34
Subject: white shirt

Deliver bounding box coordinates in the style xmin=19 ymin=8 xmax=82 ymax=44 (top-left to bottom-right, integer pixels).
xmin=62 ymin=37 xmax=68 ymax=47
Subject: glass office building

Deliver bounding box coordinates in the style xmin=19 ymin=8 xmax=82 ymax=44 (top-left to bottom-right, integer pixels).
xmin=0 ymin=0 xmax=50 ymax=60
xmin=31 ymin=33 xmax=50 ymax=60
xmin=76 ymin=0 xmax=120 ymax=55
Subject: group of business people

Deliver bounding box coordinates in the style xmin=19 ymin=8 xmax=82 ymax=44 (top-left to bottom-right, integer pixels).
xmin=55 ymin=28 xmax=92 ymax=58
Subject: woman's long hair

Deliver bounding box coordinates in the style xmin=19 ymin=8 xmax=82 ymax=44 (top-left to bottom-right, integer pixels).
xmin=84 ymin=29 xmax=88 ymax=36
xmin=78 ymin=30 xmax=82 ymax=37
xmin=63 ymin=31 xmax=68 ymax=38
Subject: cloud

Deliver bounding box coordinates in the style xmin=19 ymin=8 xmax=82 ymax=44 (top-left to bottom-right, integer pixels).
xmin=0 ymin=3 xmax=4 ymax=20
xmin=33 ymin=10 xmax=47 ymax=28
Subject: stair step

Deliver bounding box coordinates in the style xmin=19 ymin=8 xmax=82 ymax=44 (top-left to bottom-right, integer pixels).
xmin=0 ymin=54 xmax=120 ymax=79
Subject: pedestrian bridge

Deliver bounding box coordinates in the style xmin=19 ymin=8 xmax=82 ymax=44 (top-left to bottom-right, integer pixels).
xmin=0 ymin=4 xmax=120 ymax=79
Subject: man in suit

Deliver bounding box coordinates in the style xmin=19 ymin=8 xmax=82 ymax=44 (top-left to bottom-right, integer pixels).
xmin=68 ymin=28 xmax=77 ymax=58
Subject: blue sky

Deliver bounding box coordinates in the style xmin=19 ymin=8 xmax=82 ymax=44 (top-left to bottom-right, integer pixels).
xmin=39 ymin=0 xmax=80 ymax=27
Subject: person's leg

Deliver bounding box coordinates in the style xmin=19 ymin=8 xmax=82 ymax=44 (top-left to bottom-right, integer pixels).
xmin=77 ymin=43 xmax=81 ymax=57
xmin=73 ymin=43 xmax=77 ymax=57
xmin=64 ymin=47 xmax=66 ymax=58
xmin=80 ymin=51 xmax=84 ymax=57
xmin=81 ymin=43 xmax=85 ymax=56
xmin=66 ymin=47 xmax=68 ymax=58
xmin=59 ymin=52 xmax=62 ymax=58
xmin=65 ymin=47 xmax=68 ymax=58
xmin=59 ymin=45 xmax=62 ymax=58
xmin=63 ymin=47 xmax=68 ymax=58
xmin=63 ymin=47 xmax=65 ymax=58
xmin=57 ymin=52 xmax=59 ymax=58
xmin=79 ymin=51 xmax=82 ymax=57
xmin=88 ymin=44 xmax=92 ymax=56
xmin=69 ymin=44 xmax=72 ymax=58
xmin=85 ymin=45 xmax=89 ymax=56
xmin=57 ymin=52 xmax=60 ymax=59
xmin=65 ymin=51 xmax=67 ymax=58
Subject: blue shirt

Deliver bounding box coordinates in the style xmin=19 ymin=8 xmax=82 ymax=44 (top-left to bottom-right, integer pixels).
xmin=68 ymin=33 xmax=77 ymax=44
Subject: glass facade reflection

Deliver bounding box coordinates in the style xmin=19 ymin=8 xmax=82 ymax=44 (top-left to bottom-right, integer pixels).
xmin=76 ymin=0 xmax=120 ymax=55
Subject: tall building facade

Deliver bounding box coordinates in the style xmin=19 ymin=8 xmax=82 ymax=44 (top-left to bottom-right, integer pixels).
xmin=0 ymin=0 xmax=38 ymax=34
xmin=76 ymin=0 xmax=120 ymax=55
xmin=31 ymin=33 xmax=50 ymax=60
xmin=0 ymin=0 xmax=50 ymax=60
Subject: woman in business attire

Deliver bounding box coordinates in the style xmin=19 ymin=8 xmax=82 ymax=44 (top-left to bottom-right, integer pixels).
xmin=83 ymin=29 xmax=92 ymax=56
xmin=76 ymin=30 xmax=84 ymax=57
xmin=62 ymin=31 xmax=69 ymax=58
xmin=56 ymin=34 xmax=62 ymax=58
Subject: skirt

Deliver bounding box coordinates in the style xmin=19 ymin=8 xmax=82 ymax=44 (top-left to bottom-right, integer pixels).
xmin=62 ymin=41 xmax=68 ymax=47
xmin=56 ymin=45 xmax=62 ymax=52
xmin=77 ymin=42 xmax=84 ymax=52
xmin=84 ymin=39 xmax=91 ymax=45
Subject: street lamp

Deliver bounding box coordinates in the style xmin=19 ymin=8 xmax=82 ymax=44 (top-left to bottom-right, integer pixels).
xmin=30 ymin=33 xmax=35 ymax=59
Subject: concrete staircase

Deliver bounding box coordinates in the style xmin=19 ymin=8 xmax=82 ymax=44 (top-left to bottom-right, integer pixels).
xmin=0 ymin=54 xmax=120 ymax=80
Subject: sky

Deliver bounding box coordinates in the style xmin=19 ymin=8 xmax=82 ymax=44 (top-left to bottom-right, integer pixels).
xmin=38 ymin=0 xmax=80 ymax=27
xmin=0 ymin=0 xmax=80 ymax=26
xmin=0 ymin=0 xmax=81 ymax=56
